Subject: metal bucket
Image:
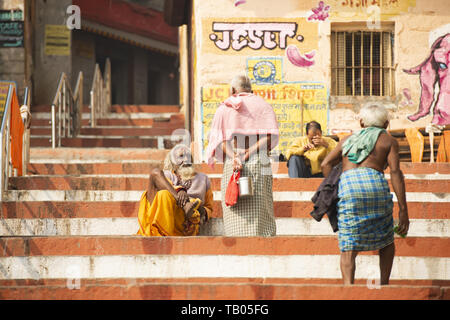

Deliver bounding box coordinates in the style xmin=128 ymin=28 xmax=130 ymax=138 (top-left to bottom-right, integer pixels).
xmin=238 ymin=176 xmax=253 ymax=197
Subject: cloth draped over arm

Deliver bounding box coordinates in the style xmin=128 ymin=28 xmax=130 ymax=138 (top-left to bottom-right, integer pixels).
xmin=342 ymin=127 xmax=386 ymax=164
xmin=310 ymin=162 xmax=342 ymax=232
xmin=206 ymin=92 xmax=280 ymax=166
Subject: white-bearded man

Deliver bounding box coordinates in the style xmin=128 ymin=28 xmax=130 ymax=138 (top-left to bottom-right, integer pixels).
xmin=137 ymin=145 xmax=213 ymax=237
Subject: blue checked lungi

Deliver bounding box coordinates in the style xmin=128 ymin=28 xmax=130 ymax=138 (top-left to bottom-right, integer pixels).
xmin=337 ymin=167 xmax=394 ymax=252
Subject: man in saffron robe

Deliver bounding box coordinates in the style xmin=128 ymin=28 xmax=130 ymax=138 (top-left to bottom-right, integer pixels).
xmin=137 ymin=145 xmax=213 ymax=236
xmin=321 ymin=103 xmax=409 ymax=285
xmin=206 ymin=74 xmax=279 ymax=236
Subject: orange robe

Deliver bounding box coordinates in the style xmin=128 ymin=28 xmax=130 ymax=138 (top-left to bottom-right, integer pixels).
xmin=137 ymin=186 xmax=214 ymax=237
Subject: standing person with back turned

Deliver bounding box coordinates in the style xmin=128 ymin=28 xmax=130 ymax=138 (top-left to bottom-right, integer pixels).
xmin=206 ymin=74 xmax=280 ymax=236
xmin=321 ymin=103 xmax=409 ymax=285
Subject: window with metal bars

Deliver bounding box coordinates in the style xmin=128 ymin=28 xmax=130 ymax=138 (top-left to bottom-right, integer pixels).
xmin=331 ymin=30 xmax=395 ymax=96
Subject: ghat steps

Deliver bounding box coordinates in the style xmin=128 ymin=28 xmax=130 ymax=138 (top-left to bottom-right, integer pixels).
xmin=0 ymin=105 xmax=448 ymax=300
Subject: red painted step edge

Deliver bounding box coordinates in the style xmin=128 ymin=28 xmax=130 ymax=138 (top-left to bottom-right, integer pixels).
xmin=1 ymin=236 xmax=448 ymax=257
xmin=0 ymin=283 xmax=444 ymax=300
xmin=9 ymin=176 xmax=450 ymax=193
xmin=2 ymin=201 xmax=448 ymax=220
xmin=0 ymin=201 xmax=450 ymax=219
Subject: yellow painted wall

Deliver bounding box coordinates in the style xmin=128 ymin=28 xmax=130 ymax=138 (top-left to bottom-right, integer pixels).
xmin=184 ymin=0 xmax=450 ymax=161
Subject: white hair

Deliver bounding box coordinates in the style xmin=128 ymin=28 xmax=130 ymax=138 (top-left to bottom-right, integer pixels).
xmin=163 ymin=144 xmax=192 ymax=171
xmin=358 ymin=103 xmax=389 ymax=128
xmin=230 ymin=74 xmax=252 ymax=92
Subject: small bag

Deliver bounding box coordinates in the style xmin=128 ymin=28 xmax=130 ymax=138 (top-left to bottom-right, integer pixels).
xmin=225 ymin=170 xmax=240 ymax=207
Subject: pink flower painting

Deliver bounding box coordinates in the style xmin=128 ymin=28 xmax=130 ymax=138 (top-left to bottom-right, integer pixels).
xmin=286 ymin=45 xmax=315 ymax=68
xmin=308 ymin=1 xmax=330 ymax=22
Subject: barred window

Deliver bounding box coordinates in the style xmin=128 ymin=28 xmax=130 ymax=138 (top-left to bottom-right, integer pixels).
xmin=331 ymin=30 xmax=395 ymax=96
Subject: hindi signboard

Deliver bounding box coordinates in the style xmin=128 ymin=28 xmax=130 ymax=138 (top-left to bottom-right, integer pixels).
xmin=202 ymin=18 xmax=318 ymax=56
xmin=45 ymin=24 xmax=71 ymax=56
xmin=0 ymin=10 xmax=24 ymax=48
xmin=0 ymin=81 xmax=14 ymax=126
xmin=201 ymin=82 xmax=329 ymax=158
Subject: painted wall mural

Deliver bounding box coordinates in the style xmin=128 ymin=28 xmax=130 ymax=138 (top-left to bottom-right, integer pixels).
xmin=328 ymin=0 xmax=415 ymax=20
xmin=247 ymin=57 xmax=283 ymax=84
xmin=308 ymin=1 xmax=330 ymax=21
xmin=201 ymin=82 xmax=328 ymax=157
xmin=203 ymin=18 xmax=318 ymax=56
xmin=286 ymin=46 xmax=315 ymax=68
xmin=404 ymin=33 xmax=450 ymax=125
xmin=399 ymin=88 xmax=413 ymax=107
xmin=201 ymin=17 xmax=324 ymax=160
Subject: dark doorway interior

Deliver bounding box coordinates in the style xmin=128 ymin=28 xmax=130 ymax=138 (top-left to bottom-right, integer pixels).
xmin=147 ymin=51 xmax=179 ymax=105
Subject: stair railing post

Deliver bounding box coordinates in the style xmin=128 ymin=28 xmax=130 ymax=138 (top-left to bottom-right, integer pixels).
xmin=62 ymin=79 xmax=66 ymax=138
xmin=22 ymin=87 xmax=31 ymax=175
xmin=104 ymin=58 xmax=111 ymax=115
xmin=51 ymin=104 xmax=56 ymax=149
xmin=90 ymin=88 xmax=95 ymax=128
xmin=58 ymin=90 xmax=62 ymax=147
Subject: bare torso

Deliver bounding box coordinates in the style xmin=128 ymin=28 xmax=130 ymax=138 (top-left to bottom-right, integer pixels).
xmin=342 ymin=132 xmax=393 ymax=173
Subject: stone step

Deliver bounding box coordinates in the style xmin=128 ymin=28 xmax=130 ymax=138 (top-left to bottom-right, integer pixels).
xmin=31 ymin=126 xmax=184 ymax=137
xmin=110 ymin=105 xmax=180 ymax=113
xmin=31 ymin=105 xmax=91 ymax=113
xmin=0 ymin=238 xmax=447 ymax=281
xmin=1 ymin=277 xmax=449 ymax=287
xmin=0 ymin=281 xmax=445 ymax=300
xmin=30 ymin=136 xmax=181 ymax=148
xmin=30 ymin=118 xmax=181 ymax=127
xmin=25 ymin=161 xmax=450 ymax=175
xmin=31 ymin=112 xmax=178 ymax=121
xmin=29 ymin=148 xmax=169 ymax=162
xmin=0 ymin=217 xmax=447 ymax=237
xmin=1 ymin=201 xmax=447 ymax=220
xmin=26 ymin=162 xmax=164 ymax=175
xmin=1 ymin=236 xmax=448 ymax=257
xmin=4 ymin=190 xmax=450 ymax=203
xmin=8 ymin=175 xmax=450 ymax=192
xmin=31 ymin=105 xmax=180 ymax=114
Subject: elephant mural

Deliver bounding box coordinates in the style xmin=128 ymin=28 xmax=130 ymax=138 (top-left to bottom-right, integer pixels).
xmin=404 ymin=33 xmax=450 ymax=125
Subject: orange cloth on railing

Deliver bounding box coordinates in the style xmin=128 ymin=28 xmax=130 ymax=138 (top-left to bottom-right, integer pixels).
xmin=436 ymin=131 xmax=450 ymax=162
xmin=10 ymin=88 xmax=24 ymax=176
xmin=336 ymin=132 xmax=352 ymax=141
xmin=405 ymin=127 xmax=424 ymax=163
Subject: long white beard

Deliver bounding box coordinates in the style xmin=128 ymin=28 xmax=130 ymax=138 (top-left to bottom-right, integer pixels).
xmin=177 ymin=165 xmax=196 ymax=181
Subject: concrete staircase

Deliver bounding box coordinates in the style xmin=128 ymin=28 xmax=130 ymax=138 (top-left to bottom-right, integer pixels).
xmin=0 ymin=105 xmax=448 ymax=300
xmin=29 ymin=104 xmax=184 ymax=148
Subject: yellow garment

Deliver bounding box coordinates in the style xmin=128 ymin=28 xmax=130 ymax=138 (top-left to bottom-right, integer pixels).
xmin=285 ymin=136 xmax=337 ymax=175
xmin=137 ymin=188 xmax=214 ymax=237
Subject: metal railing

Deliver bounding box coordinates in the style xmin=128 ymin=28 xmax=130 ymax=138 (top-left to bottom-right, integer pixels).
xmin=0 ymin=84 xmax=31 ymax=199
xmin=90 ymin=58 xmax=111 ymax=128
xmin=0 ymin=85 xmax=14 ymax=198
xmin=22 ymin=87 xmax=31 ymax=175
xmin=50 ymin=71 xmax=83 ymax=148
